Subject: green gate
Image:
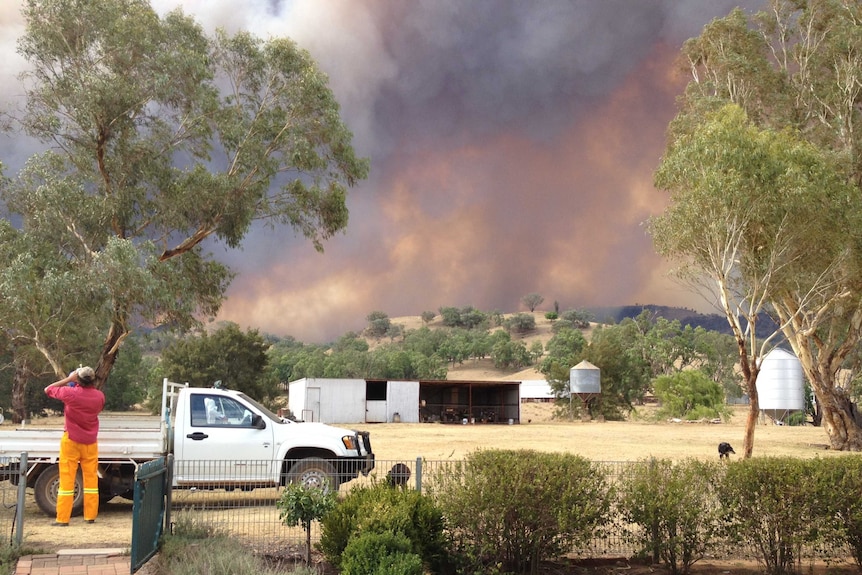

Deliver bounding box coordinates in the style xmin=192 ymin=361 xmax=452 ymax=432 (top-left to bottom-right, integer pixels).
xmin=130 ymin=455 xmax=172 ymax=574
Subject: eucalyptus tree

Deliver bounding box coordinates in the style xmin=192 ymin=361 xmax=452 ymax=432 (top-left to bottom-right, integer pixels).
xmin=0 ymin=220 xmax=103 ymax=420
xmin=652 ymin=1 xmax=862 ymax=452
xmin=3 ymin=0 xmax=368 ymax=390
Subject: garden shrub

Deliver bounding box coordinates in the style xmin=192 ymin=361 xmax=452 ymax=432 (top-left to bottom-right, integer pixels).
xmin=276 ymin=482 xmax=336 ymax=565
xmin=720 ymin=457 xmax=820 ymax=575
xmin=318 ymin=483 xmax=447 ymax=572
xmin=807 ymin=456 xmax=862 ymax=568
xmin=429 ymin=449 xmax=611 ymax=575
xmin=617 ymin=458 xmax=723 ymax=575
xmin=340 ymin=531 xmax=424 ymax=575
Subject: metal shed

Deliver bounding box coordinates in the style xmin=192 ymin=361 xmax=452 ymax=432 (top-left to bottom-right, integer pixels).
xmin=288 ymin=378 xmax=420 ymax=424
xmin=287 ymin=377 xmax=521 ymax=424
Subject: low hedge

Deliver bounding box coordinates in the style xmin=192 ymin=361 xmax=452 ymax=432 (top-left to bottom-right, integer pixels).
xmin=317 ymin=452 xmax=862 ymax=575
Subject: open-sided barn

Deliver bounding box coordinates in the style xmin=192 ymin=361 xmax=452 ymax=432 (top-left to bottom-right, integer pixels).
xmin=287 ymin=378 xmax=521 ymax=424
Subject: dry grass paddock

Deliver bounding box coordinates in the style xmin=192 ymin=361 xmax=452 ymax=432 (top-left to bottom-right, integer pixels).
xmin=363 ymin=402 xmax=837 ymax=462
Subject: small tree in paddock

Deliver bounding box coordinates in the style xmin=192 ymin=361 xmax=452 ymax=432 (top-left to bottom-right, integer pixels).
xmin=521 ymin=293 xmax=544 ymax=312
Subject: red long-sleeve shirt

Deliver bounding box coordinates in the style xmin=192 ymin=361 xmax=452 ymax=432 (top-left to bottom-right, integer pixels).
xmin=45 ymin=385 xmax=105 ymax=444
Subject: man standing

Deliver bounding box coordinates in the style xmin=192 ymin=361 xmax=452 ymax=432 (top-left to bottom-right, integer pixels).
xmin=44 ymin=367 xmax=105 ymax=526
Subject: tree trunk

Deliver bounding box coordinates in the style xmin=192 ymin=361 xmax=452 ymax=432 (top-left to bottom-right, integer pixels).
xmin=11 ymin=358 xmax=29 ymax=424
xmin=735 ymin=336 xmax=760 ymax=459
xmin=790 ymin=332 xmax=862 ymax=451
xmin=742 ymin=374 xmax=759 ymax=459
xmin=816 ymin=386 xmax=862 ymax=451
xmin=94 ymin=319 xmax=128 ymax=391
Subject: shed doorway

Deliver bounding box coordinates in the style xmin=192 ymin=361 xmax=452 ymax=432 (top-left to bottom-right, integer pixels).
xmin=365 ymin=380 xmax=387 ymax=423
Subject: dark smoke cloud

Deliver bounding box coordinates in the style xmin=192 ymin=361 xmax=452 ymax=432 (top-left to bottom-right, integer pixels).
xmin=0 ymin=1 xmax=762 ymax=342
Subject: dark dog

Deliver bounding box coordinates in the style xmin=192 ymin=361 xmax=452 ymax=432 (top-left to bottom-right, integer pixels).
xmin=718 ymin=442 xmax=736 ymax=459
xmin=386 ymin=463 xmax=411 ymax=488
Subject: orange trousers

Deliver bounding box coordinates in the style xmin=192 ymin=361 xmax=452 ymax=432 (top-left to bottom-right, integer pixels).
xmin=56 ymin=433 xmax=99 ymax=523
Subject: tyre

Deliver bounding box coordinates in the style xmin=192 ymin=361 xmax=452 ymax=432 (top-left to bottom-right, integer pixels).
xmin=33 ymin=465 xmax=84 ymax=517
xmin=288 ymin=458 xmax=338 ymax=492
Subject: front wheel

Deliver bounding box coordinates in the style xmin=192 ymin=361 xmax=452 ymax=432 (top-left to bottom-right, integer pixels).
xmin=288 ymin=458 xmax=338 ymax=492
xmin=33 ymin=465 xmax=84 ymax=517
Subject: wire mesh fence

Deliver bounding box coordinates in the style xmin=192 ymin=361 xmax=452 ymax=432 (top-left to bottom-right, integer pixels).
xmin=0 ymin=454 xmax=25 ymax=548
xmin=166 ymin=458 xmax=640 ymax=557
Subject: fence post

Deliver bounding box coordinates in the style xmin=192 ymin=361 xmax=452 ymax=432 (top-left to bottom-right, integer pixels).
xmin=164 ymin=454 xmax=173 ymax=535
xmin=15 ymin=452 xmax=26 ymax=547
xmin=415 ymin=457 xmax=422 ymax=493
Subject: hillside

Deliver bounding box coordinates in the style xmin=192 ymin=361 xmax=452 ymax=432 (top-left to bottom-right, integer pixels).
xmin=377 ymin=311 xmax=589 ymax=382
xmin=376 ymin=305 xmax=746 ymax=383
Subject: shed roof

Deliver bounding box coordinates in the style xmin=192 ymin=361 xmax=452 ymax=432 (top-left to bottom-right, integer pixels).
xmin=418 ymin=379 xmax=521 ymax=387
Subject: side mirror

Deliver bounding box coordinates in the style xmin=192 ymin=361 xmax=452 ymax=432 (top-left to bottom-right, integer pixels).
xmin=252 ymin=414 xmax=266 ymax=429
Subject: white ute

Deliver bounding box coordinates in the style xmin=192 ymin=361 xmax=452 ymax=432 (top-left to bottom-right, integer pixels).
xmin=0 ymin=379 xmax=375 ymax=516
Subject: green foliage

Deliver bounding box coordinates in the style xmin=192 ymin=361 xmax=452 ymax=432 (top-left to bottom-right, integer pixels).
xmin=653 ymin=0 xmax=862 ymax=451
xmin=430 ymin=449 xmax=611 ymax=575
xmin=540 ymin=327 xmax=588 ymax=401
xmin=653 ymin=370 xmax=730 ymax=421
xmin=720 ymin=457 xmax=821 ymax=575
xmin=278 ymin=483 xmax=337 ymax=564
xmin=558 ymin=308 xmax=593 ymax=329
xmin=103 ymin=336 xmax=153 ymax=411
xmin=541 ymin=310 xmax=739 ymax=422
xmin=266 ymin=327 xmax=449 ymax=381
xmin=544 ymin=311 xmax=558 ymax=320
xmin=784 ymin=411 xmax=807 ymax=426
xmin=504 ymin=313 xmax=536 ymax=334
xmin=528 ymin=340 xmax=545 ymax=364
xmin=490 ymin=331 xmax=531 ymax=370
xmin=340 ymin=531 xmax=423 ymax=575
xmin=318 ymin=483 xmax=447 ymax=573
xmin=160 ymin=322 xmax=277 ymax=401
xmin=437 ymin=306 xmax=488 ymax=330
xmin=521 ymin=293 xmax=544 ymax=312
xmin=4 ymin=0 xmax=368 ymax=397
xmin=695 ymin=330 xmax=742 ymax=399
xmin=420 ymin=311 xmax=436 ymax=324
xmin=618 ymin=458 xmax=723 ymax=575
xmin=278 ymin=482 xmax=337 ymax=529
xmin=365 ymin=311 xmax=391 ymax=339
xmin=579 ymin=324 xmax=647 ymax=420
xmin=808 ymin=456 xmax=862 ymax=568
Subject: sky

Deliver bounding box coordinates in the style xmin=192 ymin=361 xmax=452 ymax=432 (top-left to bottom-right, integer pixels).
xmin=0 ymin=1 xmax=761 ymax=343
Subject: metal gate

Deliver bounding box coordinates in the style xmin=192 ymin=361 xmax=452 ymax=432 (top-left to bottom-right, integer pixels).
xmin=130 ymin=455 xmax=172 ymax=574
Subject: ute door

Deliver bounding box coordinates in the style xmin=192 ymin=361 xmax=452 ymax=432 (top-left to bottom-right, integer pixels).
xmin=174 ymin=392 xmax=277 ymax=486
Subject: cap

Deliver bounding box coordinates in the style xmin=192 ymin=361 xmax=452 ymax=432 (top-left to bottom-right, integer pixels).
xmin=76 ymin=366 xmax=95 ymax=384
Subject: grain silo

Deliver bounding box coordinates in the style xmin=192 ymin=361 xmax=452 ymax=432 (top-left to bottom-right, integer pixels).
xmin=756 ymin=348 xmax=805 ymax=423
xmin=570 ymin=360 xmax=601 ymax=421
xmin=570 ymin=360 xmax=601 ymax=395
